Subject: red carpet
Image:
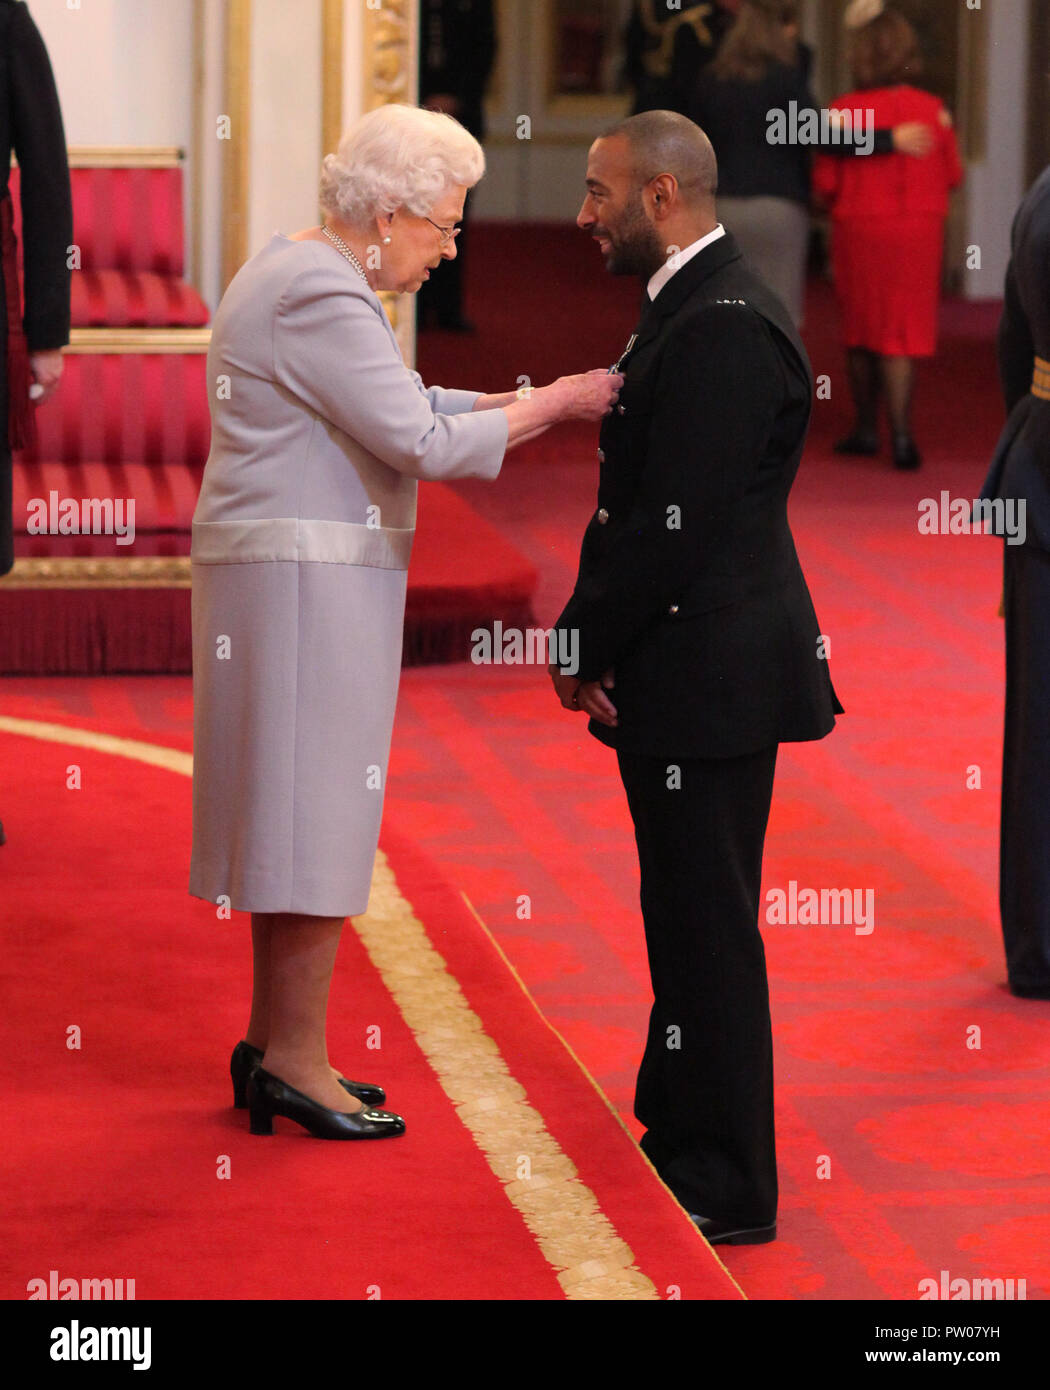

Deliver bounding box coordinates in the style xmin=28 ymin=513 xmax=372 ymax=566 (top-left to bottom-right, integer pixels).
xmin=405 ymin=227 xmax=1050 ymax=1299
xmin=0 ymin=693 xmax=739 ymax=1301
xmin=404 ymin=484 xmax=538 ymax=664
xmin=4 ymin=226 xmax=1049 ymax=1303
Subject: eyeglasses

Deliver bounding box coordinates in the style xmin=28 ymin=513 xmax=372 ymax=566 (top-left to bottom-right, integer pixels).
xmin=424 ymin=217 xmax=462 ymax=246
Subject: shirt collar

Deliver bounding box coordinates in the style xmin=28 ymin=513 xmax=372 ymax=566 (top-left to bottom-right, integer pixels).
xmin=647 ymin=224 xmax=726 ymax=302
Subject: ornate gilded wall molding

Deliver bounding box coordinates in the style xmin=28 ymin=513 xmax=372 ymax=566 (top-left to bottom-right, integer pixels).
xmin=363 ymin=0 xmax=413 ymax=109
xmin=222 ymin=0 xmax=252 ymax=291
xmin=66 ymin=147 xmax=186 ymax=168
xmin=362 ymin=0 xmax=415 ymax=346
xmin=67 ymin=328 xmax=211 ymax=354
xmin=191 ymin=0 xmax=206 ymax=294
xmin=321 ymin=0 xmax=345 ymax=162
xmin=0 ymin=557 xmax=192 ymax=590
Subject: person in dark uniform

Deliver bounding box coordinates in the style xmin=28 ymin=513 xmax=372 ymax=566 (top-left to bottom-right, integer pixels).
xmin=979 ymin=165 xmax=1050 ymax=1000
xmin=417 ymin=0 xmax=495 ymax=332
xmin=0 ymin=0 xmax=73 ymax=847
xmin=550 ymin=110 xmax=841 ymax=1244
xmin=625 ymin=0 xmax=736 ymax=115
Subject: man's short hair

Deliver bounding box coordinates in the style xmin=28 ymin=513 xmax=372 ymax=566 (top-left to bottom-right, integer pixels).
xmin=598 ymin=110 xmax=718 ymax=202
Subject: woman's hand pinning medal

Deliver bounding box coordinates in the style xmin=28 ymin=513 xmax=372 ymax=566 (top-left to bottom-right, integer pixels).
xmin=554 ymin=369 xmax=623 ymax=420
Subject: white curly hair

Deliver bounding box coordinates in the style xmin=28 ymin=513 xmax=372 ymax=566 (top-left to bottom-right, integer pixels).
xmin=320 ymin=103 xmax=485 ymax=229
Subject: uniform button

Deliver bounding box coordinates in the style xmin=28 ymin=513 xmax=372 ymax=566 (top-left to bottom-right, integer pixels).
xmin=597 ymin=508 xmax=609 ymax=524
xmin=597 ymin=449 xmax=605 ymax=462
xmin=668 ymin=603 xmax=679 ymax=614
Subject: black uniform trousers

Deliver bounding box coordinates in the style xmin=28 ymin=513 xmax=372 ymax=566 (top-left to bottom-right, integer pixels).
xmin=1001 ymin=541 xmax=1050 ymax=996
xmin=616 ymin=742 xmax=779 ymax=1225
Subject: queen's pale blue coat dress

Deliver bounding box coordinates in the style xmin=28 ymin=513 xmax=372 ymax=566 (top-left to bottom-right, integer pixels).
xmin=189 ymin=234 xmax=508 ymax=916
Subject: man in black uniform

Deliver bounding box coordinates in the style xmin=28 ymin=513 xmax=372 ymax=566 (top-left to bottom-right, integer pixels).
xmin=551 ymin=110 xmax=840 ymax=1244
xmin=417 ymin=0 xmax=496 ymax=331
xmin=979 ymin=165 xmax=1050 ymax=1000
xmin=1 ymin=0 xmax=70 ymax=569
xmin=0 ymin=0 xmax=72 ymax=845
xmin=625 ymin=0 xmax=735 ymax=115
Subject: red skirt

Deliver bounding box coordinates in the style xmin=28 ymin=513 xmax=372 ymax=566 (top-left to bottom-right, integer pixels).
xmin=830 ymin=212 xmax=947 ymax=357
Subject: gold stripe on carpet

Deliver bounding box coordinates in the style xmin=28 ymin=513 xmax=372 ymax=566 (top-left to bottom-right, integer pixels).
xmin=358 ymin=855 xmax=663 ymax=1299
xmin=0 ymin=715 xmax=193 ymax=776
xmin=0 ymin=717 xmax=683 ymax=1300
xmin=459 ymin=890 xmax=747 ymax=1301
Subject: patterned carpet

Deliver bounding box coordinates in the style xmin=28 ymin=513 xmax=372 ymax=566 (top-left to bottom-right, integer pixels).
xmin=401 ymin=232 xmax=1050 ymax=1299
xmin=0 ymin=701 xmax=741 ymax=1301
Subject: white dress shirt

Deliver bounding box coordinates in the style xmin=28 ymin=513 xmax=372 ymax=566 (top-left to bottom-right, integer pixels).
xmin=647 ymin=224 xmax=726 ymax=302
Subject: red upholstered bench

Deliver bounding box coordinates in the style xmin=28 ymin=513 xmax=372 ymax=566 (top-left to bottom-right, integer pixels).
xmin=9 ymin=158 xmax=210 ymax=328
xmin=13 ymin=349 xmax=210 ymax=557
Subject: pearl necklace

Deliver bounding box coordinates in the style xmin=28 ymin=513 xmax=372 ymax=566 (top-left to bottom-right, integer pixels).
xmin=321 ymin=224 xmax=369 ymax=284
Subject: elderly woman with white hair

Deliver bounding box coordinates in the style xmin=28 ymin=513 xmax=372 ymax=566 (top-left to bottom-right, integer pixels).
xmin=189 ymin=103 xmax=622 ymax=1141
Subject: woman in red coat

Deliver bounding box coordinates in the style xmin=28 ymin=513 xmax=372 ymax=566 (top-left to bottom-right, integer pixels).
xmin=813 ymin=1 xmax=962 ymax=469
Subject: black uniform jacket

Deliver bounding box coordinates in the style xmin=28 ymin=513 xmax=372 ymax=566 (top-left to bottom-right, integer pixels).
xmin=625 ymin=0 xmax=732 ymax=116
xmin=0 ymin=0 xmax=71 ymax=357
xmin=1 ymin=0 xmax=72 ymax=575
xmin=418 ymin=0 xmax=495 ymax=140
xmin=554 ymin=231 xmax=842 ymax=760
xmin=980 ymin=164 xmax=1050 ymax=552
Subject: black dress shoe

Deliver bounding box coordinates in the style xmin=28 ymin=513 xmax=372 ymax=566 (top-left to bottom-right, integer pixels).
xmin=246 ymin=1067 xmax=406 ymax=1139
xmin=892 ymin=436 xmax=922 ymax=470
xmin=1009 ymin=982 xmax=1050 ymax=1000
xmin=833 ymin=431 xmax=879 ymax=455
xmin=690 ymin=1213 xmax=777 ymax=1246
xmin=230 ymin=1040 xmax=385 ymax=1109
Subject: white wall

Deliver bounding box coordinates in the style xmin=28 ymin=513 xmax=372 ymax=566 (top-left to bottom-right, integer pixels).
xmin=31 ymin=0 xmax=194 ymax=149
xmin=471 ymin=0 xmax=633 ymax=223
xmin=342 ymin=0 xmax=363 ymax=126
xmin=31 ymin=0 xmax=199 ymax=293
xmin=246 ymin=0 xmax=323 ymax=255
xmin=962 ymin=0 xmax=1030 ymax=299
xmin=29 ymin=0 xmax=370 ymax=311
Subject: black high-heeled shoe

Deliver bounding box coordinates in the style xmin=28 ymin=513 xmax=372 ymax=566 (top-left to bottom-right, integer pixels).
xmin=892 ymin=435 xmax=922 ymax=470
xmin=246 ymin=1067 xmax=406 ymax=1139
xmin=833 ymin=429 xmax=880 ymax=456
xmin=230 ymin=1040 xmax=385 ymax=1109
